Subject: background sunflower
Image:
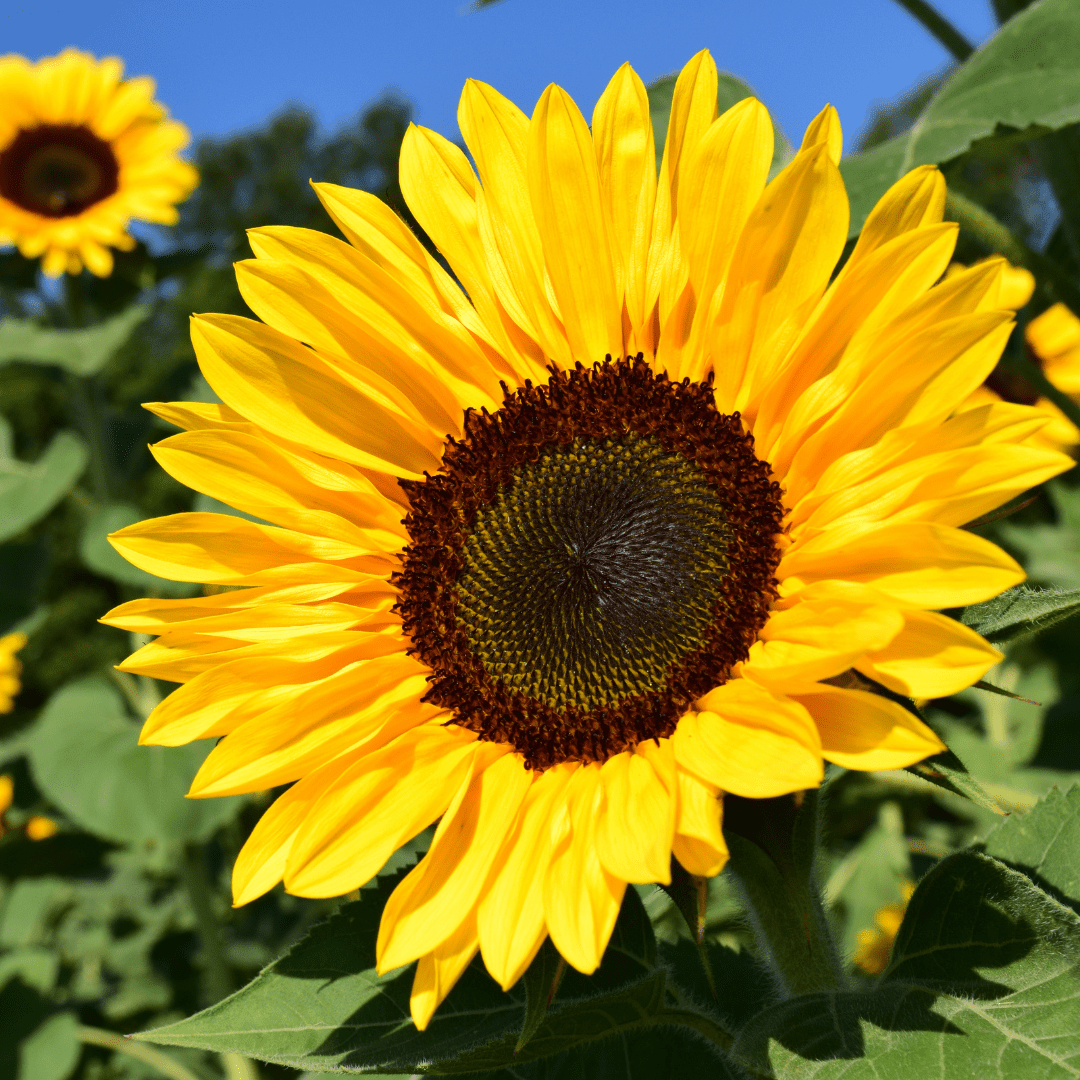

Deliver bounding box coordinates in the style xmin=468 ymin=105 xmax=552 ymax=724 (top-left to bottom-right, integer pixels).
xmin=0 ymin=49 xmax=197 ymax=277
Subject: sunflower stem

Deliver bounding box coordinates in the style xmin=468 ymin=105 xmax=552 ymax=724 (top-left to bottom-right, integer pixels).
xmin=890 ymin=0 xmax=974 ymax=62
xmin=178 ymin=843 xmax=234 ymax=1006
xmin=660 ymin=860 xmax=718 ymax=998
xmin=724 ymin=791 xmax=846 ymax=997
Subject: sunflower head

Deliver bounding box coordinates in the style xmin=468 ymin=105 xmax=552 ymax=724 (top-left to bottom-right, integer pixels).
xmin=0 ymin=48 xmax=198 ymax=277
xmin=104 ymin=50 xmax=1072 ymax=1030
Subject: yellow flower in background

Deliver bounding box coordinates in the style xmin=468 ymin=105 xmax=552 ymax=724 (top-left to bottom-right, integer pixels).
xmin=854 ymin=882 xmax=915 ymax=976
xmin=0 ymin=48 xmax=198 ymax=277
xmin=0 ymin=774 xmax=13 ymax=835
xmin=25 ymin=815 xmax=59 ymax=841
xmin=104 ymin=51 xmax=1071 ymax=1029
xmin=952 ymin=258 xmax=1080 ymax=451
xmin=0 ymin=632 xmax=26 ymax=713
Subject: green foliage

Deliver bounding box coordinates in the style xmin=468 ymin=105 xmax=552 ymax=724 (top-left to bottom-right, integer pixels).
xmin=0 ymin=420 xmax=87 ymax=543
xmin=0 ymin=307 xmax=149 ymax=378
xmin=841 ymin=0 xmax=1080 ymax=235
xmin=27 ymin=678 xmax=244 ymax=856
xmin=734 ymin=852 xmax=1080 ymax=1079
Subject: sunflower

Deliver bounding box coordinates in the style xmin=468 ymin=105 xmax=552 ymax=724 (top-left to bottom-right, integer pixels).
xmin=104 ymin=51 xmax=1072 ymax=1029
xmin=0 ymin=48 xmax=197 ymax=277
xmin=0 ymin=632 xmax=26 ymax=714
xmin=853 ymin=881 xmax=915 ymax=976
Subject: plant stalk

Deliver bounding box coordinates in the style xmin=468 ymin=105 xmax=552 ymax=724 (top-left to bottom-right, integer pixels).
xmin=178 ymin=844 xmax=234 ymax=1006
xmin=724 ymin=791 xmax=845 ymax=997
xmin=77 ymin=1026 xmax=203 ymax=1080
xmin=890 ymin=0 xmax=974 ymax=61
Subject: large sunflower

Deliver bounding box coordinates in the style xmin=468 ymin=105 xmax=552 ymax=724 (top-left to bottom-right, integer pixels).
xmin=0 ymin=48 xmax=197 ymax=277
xmin=104 ymin=52 xmax=1071 ymax=1028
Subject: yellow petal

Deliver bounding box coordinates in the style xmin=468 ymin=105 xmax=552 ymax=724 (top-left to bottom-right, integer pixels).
xmin=377 ymin=750 xmax=531 ymax=971
xmin=544 ymin=763 xmax=626 ymax=974
xmin=187 ymin=658 xmax=436 ymax=797
xmin=410 ymin=912 xmax=480 ymax=1031
xmin=108 ymin=512 xmax=384 ymax=585
xmin=792 ymin=685 xmax=944 ymax=771
xmin=397 ymin=126 xmax=544 ymax=382
xmin=672 ymin=768 xmax=728 ymax=878
xmin=753 ymin=223 xmax=957 ymax=460
xmin=778 ymin=520 xmax=1024 ymax=607
xmin=595 ymin=741 xmax=675 ymax=884
xmin=796 ymin=441 xmax=1070 ymax=535
xmin=458 ymin=79 xmax=570 ymax=366
xmin=151 ymin=429 xmax=406 ymax=547
xmin=231 ymin=748 xmax=367 ymax=906
xmin=284 ymin=725 xmax=480 ymax=898
xmin=677 ymin=97 xmax=773 ymax=305
xmin=191 ymin=314 xmax=442 ymax=480
xmin=711 ymin=142 xmax=849 ymax=420
xmin=744 ymin=586 xmax=904 ymax=685
xmin=674 ymin=680 xmax=823 ymax=797
xmin=592 ymin=62 xmax=655 ymax=346
xmin=478 ymin=763 xmax=576 ymax=991
xmin=242 ymin=225 xmax=501 ymax=413
xmin=800 ymin=104 xmax=842 ymax=164
xmin=856 ymin=610 xmax=1002 ymax=698
xmin=528 ymin=84 xmax=622 ymax=364
xmin=847 ymin=165 xmax=945 ymax=265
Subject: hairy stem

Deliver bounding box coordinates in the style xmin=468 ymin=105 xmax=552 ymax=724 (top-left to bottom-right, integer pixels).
xmin=890 ymin=0 xmax=974 ymax=61
xmin=77 ymin=1027 xmax=203 ymax=1080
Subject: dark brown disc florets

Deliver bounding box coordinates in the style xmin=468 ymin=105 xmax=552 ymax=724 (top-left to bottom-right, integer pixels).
xmin=0 ymin=124 xmax=120 ymax=217
xmin=393 ymin=355 xmax=784 ymax=770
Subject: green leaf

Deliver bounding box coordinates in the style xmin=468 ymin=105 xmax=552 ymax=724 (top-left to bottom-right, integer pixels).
xmin=0 ymin=306 xmax=149 ymax=377
xmin=961 ymin=583 xmax=1080 ymax=643
xmin=733 ymin=853 xmax=1080 ymax=1079
xmin=0 ymin=981 xmax=70 ymax=1080
xmin=841 ymin=0 xmax=1080 ymax=236
xmin=0 ymin=428 xmax=88 ymax=543
xmin=983 ymin=783 xmax=1080 ymax=912
xmin=79 ymin=503 xmax=197 ymax=595
xmin=133 ymin=877 xmax=723 ymax=1074
xmin=903 ymin=746 xmax=1006 ymax=815
xmin=17 ymin=1013 xmax=80 ymax=1080
xmin=517 ymin=938 xmax=565 ymax=1052
xmin=26 ymin=678 xmax=243 ymax=856
xmin=646 ymin=72 xmax=793 ymax=176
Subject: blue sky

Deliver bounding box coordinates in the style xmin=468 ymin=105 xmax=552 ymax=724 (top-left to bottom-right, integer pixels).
xmin=7 ymin=0 xmax=996 ymax=152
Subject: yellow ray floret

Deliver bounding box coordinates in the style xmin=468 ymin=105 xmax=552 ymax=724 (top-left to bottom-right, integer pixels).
xmin=102 ymin=49 xmax=1073 ymax=1030
xmin=0 ymin=48 xmax=197 ymax=276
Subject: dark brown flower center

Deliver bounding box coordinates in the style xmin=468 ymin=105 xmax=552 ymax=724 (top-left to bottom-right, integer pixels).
xmin=0 ymin=124 xmax=120 ymax=217
xmin=393 ymin=356 xmax=784 ymax=770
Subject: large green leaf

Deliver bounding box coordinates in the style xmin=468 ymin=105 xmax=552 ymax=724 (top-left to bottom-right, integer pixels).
xmin=646 ymin=72 xmax=793 ymax=175
xmin=26 ymin=678 xmax=243 ymax=857
xmin=961 ymin=583 xmax=1080 ymax=644
xmin=732 ymin=853 xmax=1080 ymax=1079
xmin=135 ymin=874 xmax=734 ymax=1075
xmin=0 ymin=306 xmax=148 ymax=377
xmin=841 ymin=0 xmax=1080 ymax=235
xmin=0 ymin=422 xmax=87 ymax=543
xmin=983 ymin=783 xmax=1080 ymax=912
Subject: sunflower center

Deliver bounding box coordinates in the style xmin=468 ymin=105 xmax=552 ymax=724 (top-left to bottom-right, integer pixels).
xmin=394 ymin=356 xmax=784 ymax=770
xmin=0 ymin=124 xmax=120 ymax=217
xmin=457 ymin=434 xmax=730 ymax=711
